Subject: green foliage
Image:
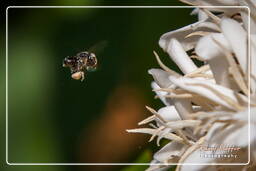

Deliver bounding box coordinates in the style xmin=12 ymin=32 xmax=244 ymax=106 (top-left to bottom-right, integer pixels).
xmin=121 ymin=150 xmax=152 ymax=171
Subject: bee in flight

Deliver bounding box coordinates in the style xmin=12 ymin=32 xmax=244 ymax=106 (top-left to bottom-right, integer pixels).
xmin=63 ymin=41 xmax=107 ymax=81
xmin=63 ymin=51 xmax=97 ymax=81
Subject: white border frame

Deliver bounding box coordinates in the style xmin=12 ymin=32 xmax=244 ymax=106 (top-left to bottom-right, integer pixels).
xmin=6 ymin=5 xmax=251 ymax=166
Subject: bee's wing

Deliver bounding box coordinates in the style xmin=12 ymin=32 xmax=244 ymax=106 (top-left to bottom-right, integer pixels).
xmin=88 ymin=40 xmax=108 ymax=54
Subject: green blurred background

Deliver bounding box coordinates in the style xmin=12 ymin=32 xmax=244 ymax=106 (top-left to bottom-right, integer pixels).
xmin=1 ymin=0 xmax=196 ymax=171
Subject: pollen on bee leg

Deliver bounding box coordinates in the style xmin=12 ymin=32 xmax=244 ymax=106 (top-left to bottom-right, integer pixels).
xmin=71 ymin=71 xmax=85 ymax=81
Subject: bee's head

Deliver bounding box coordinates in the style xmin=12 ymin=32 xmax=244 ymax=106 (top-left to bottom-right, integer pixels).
xmin=88 ymin=53 xmax=96 ymax=60
xmin=86 ymin=53 xmax=97 ymax=71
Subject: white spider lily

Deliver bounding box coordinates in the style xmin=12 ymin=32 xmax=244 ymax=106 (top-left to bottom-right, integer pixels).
xmin=127 ymin=1 xmax=256 ymax=171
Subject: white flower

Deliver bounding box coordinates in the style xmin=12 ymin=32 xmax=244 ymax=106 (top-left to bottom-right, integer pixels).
xmin=127 ymin=1 xmax=256 ymax=171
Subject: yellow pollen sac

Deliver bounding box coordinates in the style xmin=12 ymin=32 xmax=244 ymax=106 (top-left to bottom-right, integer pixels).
xmin=71 ymin=72 xmax=83 ymax=80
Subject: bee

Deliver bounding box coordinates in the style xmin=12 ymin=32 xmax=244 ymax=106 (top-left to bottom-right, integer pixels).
xmin=63 ymin=51 xmax=97 ymax=81
xmin=63 ymin=41 xmax=107 ymax=81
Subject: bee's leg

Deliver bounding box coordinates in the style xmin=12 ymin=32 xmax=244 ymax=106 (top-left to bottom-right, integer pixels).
xmin=80 ymin=72 xmax=85 ymax=81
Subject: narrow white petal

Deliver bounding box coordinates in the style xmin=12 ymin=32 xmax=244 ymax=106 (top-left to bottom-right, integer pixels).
xmin=151 ymin=82 xmax=172 ymax=106
xmin=150 ymin=74 xmax=194 ymax=120
xmin=195 ymin=33 xmax=236 ymax=87
xmin=168 ymin=76 xmax=248 ymax=110
xmin=148 ymin=69 xmax=172 ymax=88
xmin=221 ymin=18 xmax=248 ymax=74
xmin=159 ymin=20 xmax=219 ymax=51
xmin=157 ymin=106 xmax=181 ymax=122
xmin=195 ymin=33 xmax=232 ymax=60
xmin=166 ymin=39 xmax=197 ymax=74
